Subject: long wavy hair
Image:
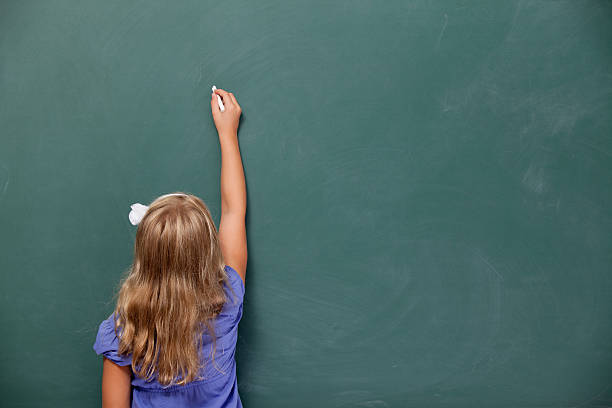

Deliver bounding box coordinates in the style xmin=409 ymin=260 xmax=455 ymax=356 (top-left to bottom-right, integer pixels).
xmin=111 ymin=192 xmax=231 ymax=386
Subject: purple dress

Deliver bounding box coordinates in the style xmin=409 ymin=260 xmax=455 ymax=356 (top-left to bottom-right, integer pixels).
xmin=93 ymin=265 xmax=244 ymax=408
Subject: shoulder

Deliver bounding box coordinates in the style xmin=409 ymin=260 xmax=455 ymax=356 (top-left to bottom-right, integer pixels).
xmin=92 ymin=313 xmax=132 ymax=366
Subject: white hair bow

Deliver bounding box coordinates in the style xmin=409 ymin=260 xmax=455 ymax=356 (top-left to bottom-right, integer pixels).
xmin=128 ymin=193 xmax=186 ymax=226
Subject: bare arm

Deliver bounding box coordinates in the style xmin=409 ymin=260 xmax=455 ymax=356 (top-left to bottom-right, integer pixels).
xmin=101 ymin=357 xmax=131 ymax=408
xmin=211 ymin=88 xmax=247 ymax=284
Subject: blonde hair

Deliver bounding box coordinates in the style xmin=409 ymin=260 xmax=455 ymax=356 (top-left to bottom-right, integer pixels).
xmin=111 ymin=192 xmax=233 ymax=386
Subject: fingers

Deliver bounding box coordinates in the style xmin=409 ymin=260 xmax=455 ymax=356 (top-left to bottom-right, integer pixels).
xmin=211 ymin=94 xmax=217 ymax=111
xmin=211 ymin=92 xmax=221 ymax=112
xmin=213 ymin=88 xmax=231 ymax=104
xmin=211 ymin=88 xmax=241 ymax=120
xmin=214 ymin=88 xmax=240 ymax=109
xmin=229 ymin=92 xmax=239 ymax=108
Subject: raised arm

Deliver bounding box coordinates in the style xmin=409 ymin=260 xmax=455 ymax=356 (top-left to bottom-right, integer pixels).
xmin=211 ymin=88 xmax=247 ymax=284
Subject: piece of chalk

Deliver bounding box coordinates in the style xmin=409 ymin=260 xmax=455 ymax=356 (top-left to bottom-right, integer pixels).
xmin=211 ymin=85 xmax=225 ymax=112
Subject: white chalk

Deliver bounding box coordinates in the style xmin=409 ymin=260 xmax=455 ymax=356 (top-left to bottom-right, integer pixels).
xmin=211 ymin=85 xmax=225 ymax=112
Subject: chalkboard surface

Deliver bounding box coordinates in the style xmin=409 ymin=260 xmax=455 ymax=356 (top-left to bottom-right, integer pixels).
xmin=1 ymin=1 xmax=611 ymax=406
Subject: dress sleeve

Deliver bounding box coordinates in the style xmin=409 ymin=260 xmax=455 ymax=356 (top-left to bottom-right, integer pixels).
xmin=216 ymin=265 xmax=244 ymax=326
xmin=93 ymin=313 xmax=132 ymax=366
xmin=224 ymin=265 xmax=245 ymax=303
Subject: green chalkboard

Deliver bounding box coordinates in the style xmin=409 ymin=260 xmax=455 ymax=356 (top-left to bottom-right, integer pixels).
xmin=1 ymin=1 xmax=611 ymax=406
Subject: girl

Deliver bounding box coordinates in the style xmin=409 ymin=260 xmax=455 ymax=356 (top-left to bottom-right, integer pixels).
xmin=93 ymin=88 xmax=247 ymax=408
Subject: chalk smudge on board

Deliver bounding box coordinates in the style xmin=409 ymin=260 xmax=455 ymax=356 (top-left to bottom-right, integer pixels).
xmin=522 ymin=162 xmax=546 ymax=194
xmin=0 ymin=163 xmax=9 ymax=202
xmin=332 ymin=390 xmax=388 ymax=408
xmin=356 ymin=400 xmax=389 ymax=408
xmin=435 ymin=13 xmax=448 ymax=51
xmin=475 ymin=249 xmax=504 ymax=281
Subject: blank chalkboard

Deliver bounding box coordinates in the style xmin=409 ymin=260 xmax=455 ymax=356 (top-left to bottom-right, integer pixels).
xmin=1 ymin=1 xmax=611 ymax=406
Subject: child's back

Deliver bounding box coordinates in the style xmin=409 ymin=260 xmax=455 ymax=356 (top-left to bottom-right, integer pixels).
xmin=93 ymin=88 xmax=246 ymax=408
xmin=94 ymin=264 xmax=245 ymax=407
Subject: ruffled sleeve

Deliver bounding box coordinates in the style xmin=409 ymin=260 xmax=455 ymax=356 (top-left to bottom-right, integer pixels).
xmin=93 ymin=313 xmax=132 ymax=366
xmin=224 ymin=265 xmax=245 ymax=302
xmin=215 ymin=265 xmax=245 ymax=328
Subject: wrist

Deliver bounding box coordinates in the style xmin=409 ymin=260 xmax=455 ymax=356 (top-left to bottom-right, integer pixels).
xmin=218 ymin=130 xmax=238 ymax=140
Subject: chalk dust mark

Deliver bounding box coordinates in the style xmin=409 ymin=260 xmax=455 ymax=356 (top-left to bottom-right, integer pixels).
xmin=357 ymin=401 xmax=389 ymax=408
xmin=476 ymin=250 xmax=504 ymax=281
xmin=435 ymin=14 xmax=448 ymax=51
xmin=196 ymin=66 xmax=203 ymax=85
xmin=579 ymin=140 xmax=612 ymax=158
xmin=508 ymin=0 xmax=523 ymax=36
xmin=442 ymin=93 xmax=450 ymax=112
xmin=0 ymin=164 xmax=9 ymax=203
xmin=570 ymin=382 xmax=612 ymax=408
xmin=522 ymin=163 xmax=546 ymax=194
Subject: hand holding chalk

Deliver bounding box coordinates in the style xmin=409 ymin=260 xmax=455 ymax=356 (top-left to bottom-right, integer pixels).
xmin=212 ymin=85 xmax=225 ymax=112
xmin=210 ymin=87 xmax=242 ymax=137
